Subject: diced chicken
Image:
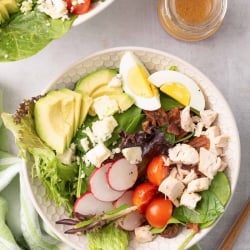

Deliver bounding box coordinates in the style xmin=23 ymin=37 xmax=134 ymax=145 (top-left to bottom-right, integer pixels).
xmin=217 ymin=159 xmax=228 ymax=172
xmin=169 ymin=167 xmax=178 ymax=178
xmin=158 ymin=175 xmax=185 ymax=206
xmin=204 ymin=126 xmax=223 ymax=155
xmin=180 ymin=106 xmax=195 ymax=132
xmin=187 ymin=177 xmax=210 ymax=193
xmin=194 ymin=121 xmax=204 ymax=137
xmin=214 ymin=135 xmax=229 ymax=148
xmin=200 ymin=109 xmax=218 ymax=128
xmin=205 ymin=125 xmax=221 ymax=138
xmin=182 ymin=169 xmax=198 ymax=185
xmin=198 ymin=147 xmax=224 ymax=178
xmin=180 ymin=190 xmax=201 ymax=210
xmin=162 ymin=155 xmax=171 ymax=166
xmin=134 ymin=225 xmax=156 ymax=243
xmin=169 ymin=143 xmax=199 ymax=165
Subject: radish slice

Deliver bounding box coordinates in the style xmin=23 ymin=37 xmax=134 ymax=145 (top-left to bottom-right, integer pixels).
xmin=114 ymin=190 xmax=145 ymax=231
xmin=89 ymin=163 xmax=124 ymax=202
xmin=107 ymin=158 xmax=138 ymax=191
xmin=117 ymin=211 xmax=145 ymax=231
xmin=74 ymin=192 xmax=113 ymax=216
xmin=114 ymin=190 xmax=134 ymax=208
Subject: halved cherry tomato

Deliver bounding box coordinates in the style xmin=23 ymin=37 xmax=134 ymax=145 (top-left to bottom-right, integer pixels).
xmin=145 ymin=197 xmax=173 ymax=228
xmin=66 ymin=0 xmax=91 ymax=15
xmin=132 ymin=182 xmax=157 ymax=213
xmin=146 ymin=155 xmax=169 ymax=186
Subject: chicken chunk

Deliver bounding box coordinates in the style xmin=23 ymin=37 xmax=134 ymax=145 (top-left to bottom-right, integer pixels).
xmin=214 ymin=135 xmax=229 ymax=147
xmin=198 ymin=147 xmax=224 ymax=178
xmin=200 ymin=109 xmax=217 ymax=128
xmin=204 ymin=126 xmax=223 ymax=155
xmin=187 ymin=177 xmax=210 ymax=193
xmin=134 ymin=225 xmax=156 ymax=243
xmin=169 ymin=143 xmax=199 ymax=165
xmin=158 ymin=175 xmax=185 ymax=206
xmin=180 ymin=190 xmax=201 ymax=209
xmin=180 ymin=106 xmax=195 ymax=132
xmin=182 ymin=169 xmax=198 ymax=185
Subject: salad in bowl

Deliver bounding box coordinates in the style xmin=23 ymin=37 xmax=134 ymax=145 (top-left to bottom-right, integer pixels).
xmin=0 ymin=0 xmax=114 ymax=61
xmin=1 ymin=47 xmax=240 ymax=250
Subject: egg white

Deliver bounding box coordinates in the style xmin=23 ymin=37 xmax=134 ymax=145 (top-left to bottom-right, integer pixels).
xmin=119 ymin=52 xmax=161 ymax=111
xmin=148 ymin=70 xmax=205 ymax=111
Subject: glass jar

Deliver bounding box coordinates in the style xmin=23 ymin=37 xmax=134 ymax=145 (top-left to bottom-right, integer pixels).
xmin=157 ymin=0 xmax=227 ymax=41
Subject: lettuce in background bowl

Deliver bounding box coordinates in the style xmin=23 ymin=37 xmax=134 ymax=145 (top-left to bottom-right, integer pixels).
xmin=0 ymin=0 xmax=114 ymax=62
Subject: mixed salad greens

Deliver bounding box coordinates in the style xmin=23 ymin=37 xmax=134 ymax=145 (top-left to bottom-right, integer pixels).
xmin=1 ymin=52 xmax=231 ymax=250
xmin=0 ymin=0 xmax=104 ymax=61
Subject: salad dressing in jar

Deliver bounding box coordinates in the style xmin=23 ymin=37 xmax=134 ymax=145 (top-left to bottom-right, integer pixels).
xmin=157 ymin=0 xmax=227 ymax=41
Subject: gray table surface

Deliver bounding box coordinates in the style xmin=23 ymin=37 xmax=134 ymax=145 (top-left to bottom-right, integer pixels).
xmin=0 ymin=0 xmax=249 ymax=249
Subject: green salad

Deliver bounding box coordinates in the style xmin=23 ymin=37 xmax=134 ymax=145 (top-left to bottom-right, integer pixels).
xmin=1 ymin=52 xmax=231 ymax=250
xmin=0 ymin=0 xmax=103 ymax=61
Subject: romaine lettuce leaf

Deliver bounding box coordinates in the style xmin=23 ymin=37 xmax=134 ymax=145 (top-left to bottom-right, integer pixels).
xmin=1 ymin=100 xmax=77 ymax=212
xmin=87 ymin=223 xmax=129 ymax=250
xmin=0 ymin=11 xmax=76 ymax=61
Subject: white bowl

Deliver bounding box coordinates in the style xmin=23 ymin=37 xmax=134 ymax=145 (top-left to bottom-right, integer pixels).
xmin=22 ymin=47 xmax=240 ymax=250
xmin=73 ymin=0 xmax=115 ymax=27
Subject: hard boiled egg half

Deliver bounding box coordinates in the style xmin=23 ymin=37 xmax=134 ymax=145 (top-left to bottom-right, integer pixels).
xmin=119 ymin=52 xmax=161 ymax=111
xmin=148 ymin=70 xmax=205 ymax=112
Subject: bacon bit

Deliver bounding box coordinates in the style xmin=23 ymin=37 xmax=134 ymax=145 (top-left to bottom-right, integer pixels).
xmin=160 ymin=223 xmax=181 ymax=238
xmin=181 ymin=164 xmax=193 ymax=171
xmin=166 ymin=107 xmax=187 ymax=137
xmin=188 ymin=135 xmax=210 ymax=151
xmin=186 ymin=223 xmax=200 ymax=233
xmin=143 ymin=108 xmax=169 ymax=127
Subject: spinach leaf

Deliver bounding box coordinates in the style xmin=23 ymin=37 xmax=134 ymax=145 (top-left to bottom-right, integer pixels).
xmin=114 ymin=106 xmax=145 ymax=134
xmin=0 ymin=11 xmax=76 ymax=61
xmin=173 ymin=172 xmax=230 ymax=226
xmin=160 ymin=92 xmax=183 ymax=111
xmin=209 ymin=172 xmax=231 ymax=206
xmin=173 ymin=190 xmax=224 ymax=224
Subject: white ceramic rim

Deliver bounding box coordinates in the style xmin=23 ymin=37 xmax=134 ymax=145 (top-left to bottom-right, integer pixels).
xmin=72 ymin=0 xmax=115 ymax=27
xmin=22 ymin=46 xmax=241 ymax=250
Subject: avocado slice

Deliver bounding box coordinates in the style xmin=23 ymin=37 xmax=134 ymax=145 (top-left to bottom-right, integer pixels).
xmin=34 ymin=92 xmax=76 ymax=154
xmin=59 ymin=88 xmax=82 ymax=133
xmin=0 ymin=0 xmax=18 ymax=24
xmin=78 ymin=93 xmax=93 ymax=126
xmin=0 ymin=5 xmax=9 ymax=24
xmin=91 ymin=85 xmax=123 ymax=99
xmin=47 ymin=90 xmax=76 ymax=146
xmin=109 ymin=93 xmax=134 ymax=112
xmin=75 ymin=69 xmax=118 ymax=96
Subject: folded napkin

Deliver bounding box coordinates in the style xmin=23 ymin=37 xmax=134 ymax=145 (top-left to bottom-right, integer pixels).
xmin=0 ymin=89 xmax=200 ymax=250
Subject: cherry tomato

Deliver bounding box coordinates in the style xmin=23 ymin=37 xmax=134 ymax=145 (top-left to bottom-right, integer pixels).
xmin=147 ymin=155 xmax=169 ymax=186
xmin=145 ymin=197 xmax=173 ymax=228
xmin=66 ymin=0 xmax=91 ymax=15
xmin=132 ymin=182 xmax=157 ymax=213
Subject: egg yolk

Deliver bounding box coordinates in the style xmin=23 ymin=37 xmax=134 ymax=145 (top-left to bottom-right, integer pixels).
xmin=127 ymin=65 xmax=157 ymax=98
xmin=160 ymin=82 xmax=190 ymax=106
